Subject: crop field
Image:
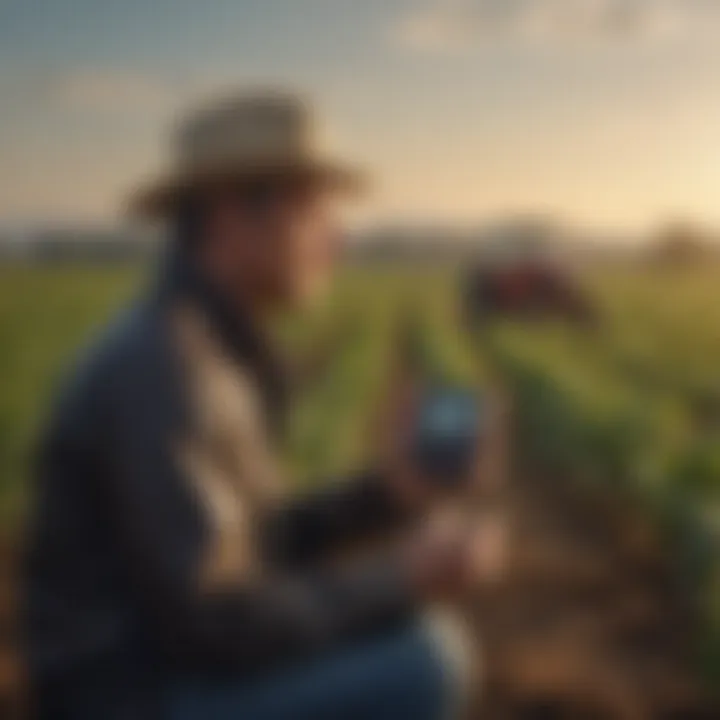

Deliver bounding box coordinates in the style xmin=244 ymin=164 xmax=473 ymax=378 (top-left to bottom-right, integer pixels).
xmin=483 ymin=267 xmax=720 ymax=684
xmin=1 ymin=260 xmax=719 ymax=713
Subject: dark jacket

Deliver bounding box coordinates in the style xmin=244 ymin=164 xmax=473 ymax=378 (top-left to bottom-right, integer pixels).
xmin=24 ymin=252 xmax=414 ymax=717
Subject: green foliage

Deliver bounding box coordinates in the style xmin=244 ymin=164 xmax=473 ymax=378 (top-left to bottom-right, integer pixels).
xmin=2 ymin=261 xmax=719 ymax=682
xmin=0 ymin=265 xmax=140 ymax=520
xmin=480 ymin=267 xmax=720 ymax=684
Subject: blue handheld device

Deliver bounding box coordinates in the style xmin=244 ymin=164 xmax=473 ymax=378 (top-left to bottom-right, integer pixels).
xmin=412 ymin=386 xmax=483 ymax=487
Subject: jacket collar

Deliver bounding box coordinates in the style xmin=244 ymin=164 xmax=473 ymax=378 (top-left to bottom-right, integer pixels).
xmin=159 ymin=244 xmax=289 ymax=439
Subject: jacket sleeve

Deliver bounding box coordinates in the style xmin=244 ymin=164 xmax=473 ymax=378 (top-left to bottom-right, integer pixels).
xmin=105 ymin=329 xmax=416 ymax=674
xmin=260 ymin=473 xmax=410 ymax=568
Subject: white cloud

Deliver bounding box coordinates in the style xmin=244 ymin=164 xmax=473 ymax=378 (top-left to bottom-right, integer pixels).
xmin=394 ymin=0 xmax=718 ymax=52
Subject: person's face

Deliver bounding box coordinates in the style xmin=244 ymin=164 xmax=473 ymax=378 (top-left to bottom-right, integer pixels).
xmin=202 ymin=179 xmax=342 ymax=310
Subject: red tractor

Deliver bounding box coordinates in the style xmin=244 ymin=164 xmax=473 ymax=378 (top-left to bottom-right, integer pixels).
xmin=463 ymin=259 xmax=597 ymax=329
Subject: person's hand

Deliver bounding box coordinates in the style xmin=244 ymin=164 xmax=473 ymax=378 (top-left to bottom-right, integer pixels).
xmin=467 ymin=512 xmax=507 ymax=586
xmin=401 ymin=512 xmax=507 ymax=603
xmin=380 ymin=389 xmax=494 ymax=513
xmin=401 ymin=516 xmax=470 ymax=603
xmin=373 ymin=373 xmax=440 ymax=513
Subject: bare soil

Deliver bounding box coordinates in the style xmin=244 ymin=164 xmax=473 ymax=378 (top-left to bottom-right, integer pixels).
xmin=471 ymin=468 xmax=716 ymax=719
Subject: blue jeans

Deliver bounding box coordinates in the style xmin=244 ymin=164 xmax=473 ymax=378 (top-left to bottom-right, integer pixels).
xmin=167 ymin=624 xmax=465 ymax=720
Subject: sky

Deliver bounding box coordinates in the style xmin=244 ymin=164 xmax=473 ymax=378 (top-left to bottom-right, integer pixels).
xmin=3 ymin=0 xmax=720 ymax=232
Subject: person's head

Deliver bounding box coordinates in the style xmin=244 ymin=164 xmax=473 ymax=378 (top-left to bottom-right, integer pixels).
xmin=132 ymin=90 xmax=364 ymax=311
xmin=178 ymin=174 xmax=343 ymax=310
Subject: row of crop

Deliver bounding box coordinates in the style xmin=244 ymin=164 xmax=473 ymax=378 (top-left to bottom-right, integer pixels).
xmin=284 ymin=267 xmax=461 ymax=481
xmin=588 ymin=270 xmax=720 ymax=417
xmin=484 ymin=324 xmax=720 ymax=682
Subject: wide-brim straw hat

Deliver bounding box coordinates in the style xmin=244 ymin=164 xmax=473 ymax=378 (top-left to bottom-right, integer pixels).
xmin=129 ymin=91 xmax=365 ymax=217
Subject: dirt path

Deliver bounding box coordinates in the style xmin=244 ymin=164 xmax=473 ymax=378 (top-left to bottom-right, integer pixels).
xmin=471 ymin=468 xmax=714 ymax=719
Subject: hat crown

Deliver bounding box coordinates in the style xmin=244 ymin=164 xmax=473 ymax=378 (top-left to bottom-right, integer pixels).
xmin=130 ymin=89 xmax=363 ymax=216
xmin=175 ymin=92 xmax=317 ymax=171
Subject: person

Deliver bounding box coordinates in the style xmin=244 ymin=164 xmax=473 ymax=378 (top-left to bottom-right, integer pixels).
xmin=24 ymin=91 xmax=494 ymax=719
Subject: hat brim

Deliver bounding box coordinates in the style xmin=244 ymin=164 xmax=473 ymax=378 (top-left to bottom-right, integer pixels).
xmin=128 ymin=159 xmax=366 ymax=218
